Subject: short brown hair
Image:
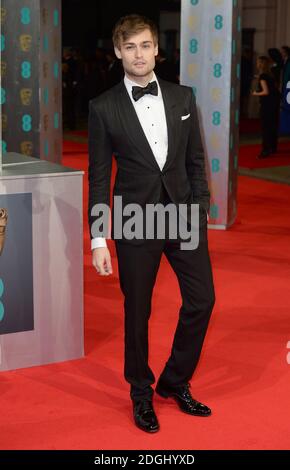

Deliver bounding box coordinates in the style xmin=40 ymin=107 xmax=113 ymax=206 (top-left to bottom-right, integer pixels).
xmin=112 ymin=14 xmax=158 ymax=49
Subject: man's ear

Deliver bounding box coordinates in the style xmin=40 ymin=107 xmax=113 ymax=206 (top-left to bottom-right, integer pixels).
xmin=154 ymin=45 xmax=158 ymax=56
xmin=114 ymin=46 xmax=122 ymax=59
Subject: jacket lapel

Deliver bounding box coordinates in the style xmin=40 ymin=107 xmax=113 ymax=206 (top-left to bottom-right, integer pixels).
xmin=158 ymin=78 xmax=179 ymax=171
xmin=116 ymin=82 xmax=160 ymax=171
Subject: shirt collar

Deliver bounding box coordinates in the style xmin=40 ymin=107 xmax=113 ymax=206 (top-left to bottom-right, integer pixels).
xmin=124 ymin=72 xmax=160 ymax=96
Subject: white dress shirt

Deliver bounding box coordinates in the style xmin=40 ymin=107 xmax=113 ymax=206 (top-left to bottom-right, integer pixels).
xmin=91 ymin=72 xmax=168 ymax=250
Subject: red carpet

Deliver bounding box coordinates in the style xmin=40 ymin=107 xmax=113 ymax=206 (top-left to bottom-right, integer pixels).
xmin=1 ymin=141 xmax=290 ymax=450
xmin=239 ymin=141 xmax=290 ymax=169
xmin=239 ymin=118 xmax=261 ymax=134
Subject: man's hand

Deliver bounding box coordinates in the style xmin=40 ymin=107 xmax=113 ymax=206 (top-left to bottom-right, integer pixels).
xmin=92 ymin=247 xmax=113 ymax=276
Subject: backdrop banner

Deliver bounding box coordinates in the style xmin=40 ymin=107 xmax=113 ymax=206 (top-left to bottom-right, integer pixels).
xmin=1 ymin=0 xmax=62 ymax=163
xmin=180 ymin=0 xmax=242 ymax=228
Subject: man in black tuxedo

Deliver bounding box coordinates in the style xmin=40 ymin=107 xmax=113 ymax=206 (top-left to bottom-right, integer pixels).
xmin=88 ymin=14 xmax=215 ymax=433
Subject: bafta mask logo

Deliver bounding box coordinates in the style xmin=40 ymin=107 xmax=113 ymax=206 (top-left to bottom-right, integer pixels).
xmin=212 ymin=38 xmax=223 ymax=56
xmin=20 ymin=34 xmax=32 ymax=52
xmin=1 ymin=61 xmax=7 ymax=77
xmin=20 ymin=88 xmax=32 ymax=106
xmin=1 ymin=114 xmax=7 ymax=131
xmin=0 ymin=209 xmax=8 ymax=256
xmin=211 ymin=88 xmax=222 ymax=103
xmin=43 ymin=114 xmax=49 ymax=131
xmin=43 ymin=62 xmax=48 ymax=79
xmin=42 ymin=7 xmax=48 ymax=25
xmin=53 ymin=87 xmax=59 ymax=105
xmin=188 ymin=63 xmax=199 ymax=79
xmin=0 ymin=8 xmax=7 ymax=24
xmin=188 ymin=15 xmax=198 ymax=32
xmin=210 ymin=133 xmax=221 ymax=151
xmin=20 ymin=141 xmax=33 ymax=156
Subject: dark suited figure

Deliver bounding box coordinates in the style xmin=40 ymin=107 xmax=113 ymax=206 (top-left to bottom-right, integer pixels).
xmin=105 ymin=50 xmax=124 ymax=89
xmin=88 ymin=15 xmax=215 ymax=433
xmin=240 ymin=46 xmax=253 ymax=118
xmin=280 ymin=46 xmax=290 ymax=135
xmin=252 ymin=56 xmax=281 ymax=158
xmin=268 ymin=48 xmax=283 ymax=88
xmin=155 ymin=48 xmax=179 ymax=83
xmin=62 ymin=47 xmax=82 ymax=130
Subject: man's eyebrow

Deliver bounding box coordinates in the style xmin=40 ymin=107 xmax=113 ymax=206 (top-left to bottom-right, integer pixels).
xmin=123 ymin=40 xmax=153 ymax=45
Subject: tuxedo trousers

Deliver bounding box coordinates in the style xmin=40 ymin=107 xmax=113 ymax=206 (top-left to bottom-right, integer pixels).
xmin=114 ymin=185 xmax=215 ymax=401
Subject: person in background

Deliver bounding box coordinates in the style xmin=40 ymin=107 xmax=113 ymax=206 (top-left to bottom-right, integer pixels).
xmin=84 ymin=48 xmax=107 ymax=110
xmin=268 ymin=48 xmax=283 ymax=89
xmin=240 ymin=46 xmax=253 ymax=118
xmin=154 ymin=48 xmax=178 ymax=83
xmin=279 ymin=46 xmax=290 ymax=135
xmin=62 ymin=47 xmax=82 ymax=130
xmin=105 ymin=49 xmax=124 ymax=89
xmin=280 ymin=46 xmax=290 ymax=92
xmin=252 ymin=56 xmax=280 ymax=158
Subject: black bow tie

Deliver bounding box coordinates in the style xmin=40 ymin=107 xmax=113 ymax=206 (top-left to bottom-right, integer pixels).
xmin=132 ymin=81 xmax=158 ymax=101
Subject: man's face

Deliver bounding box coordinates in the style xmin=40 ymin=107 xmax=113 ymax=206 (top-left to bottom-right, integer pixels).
xmin=114 ymin=29 xmax=158 ymax=79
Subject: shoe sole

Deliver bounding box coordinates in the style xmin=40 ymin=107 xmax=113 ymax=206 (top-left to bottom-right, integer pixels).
xmin=178 ymin=407 xmax=212 ymax=417
xmin=134 ymin=421 xmax=160 ymax=433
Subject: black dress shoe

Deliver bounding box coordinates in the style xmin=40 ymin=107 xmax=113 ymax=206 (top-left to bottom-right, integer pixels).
xmin=156 ymin=382 xmax=211 ymax=417
xmin=133 ymin=399 xmax=160 ymax=433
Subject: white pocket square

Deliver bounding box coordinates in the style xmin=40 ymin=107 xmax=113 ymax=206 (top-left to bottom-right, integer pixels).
xmin=181 ymin=113 xmax=190 ymax=120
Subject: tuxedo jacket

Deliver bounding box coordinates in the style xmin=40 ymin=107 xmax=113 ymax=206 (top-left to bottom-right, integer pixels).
xmin=88 ymin=76 xmax=210 ymax=243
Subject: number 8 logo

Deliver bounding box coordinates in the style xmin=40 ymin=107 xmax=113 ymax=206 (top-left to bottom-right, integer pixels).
xmin=214 ymin=15 xmax=223 ymax=30
xmin=189 ymin=38 xmax=198 ymax=54
xmin=214 ymin=64 xmax=222 ymax=78
xmin=21 ymin=61 xmax=31 ymax=79
xmin=22 ymin=114 xmax=32 ymax=132
xmin=21 ymin=7 xmax=31 ymax=25
xmin=212 ymin=112 xmax=221 ymax=125
xmin=212 ymin=158 xmax=220 ymax=173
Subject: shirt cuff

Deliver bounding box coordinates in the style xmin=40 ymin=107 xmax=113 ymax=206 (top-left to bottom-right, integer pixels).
xmin=91 ymin=237 xmax=107 ymax=250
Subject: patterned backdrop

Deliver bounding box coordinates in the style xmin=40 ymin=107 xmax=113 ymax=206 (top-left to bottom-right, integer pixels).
xmin=1 ymin=0 xmax=62 ymax=164
xmin=180 ymin=0 xmax=242 ymax=228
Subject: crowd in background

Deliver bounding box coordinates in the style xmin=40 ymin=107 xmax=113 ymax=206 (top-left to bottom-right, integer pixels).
xmin=62 ymin=43 xmax=290 ymax=158
xmin=62 ymin=46 xmax=180 ymax=130
xmin=241 ymin=45 xmax=290 ymax=157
